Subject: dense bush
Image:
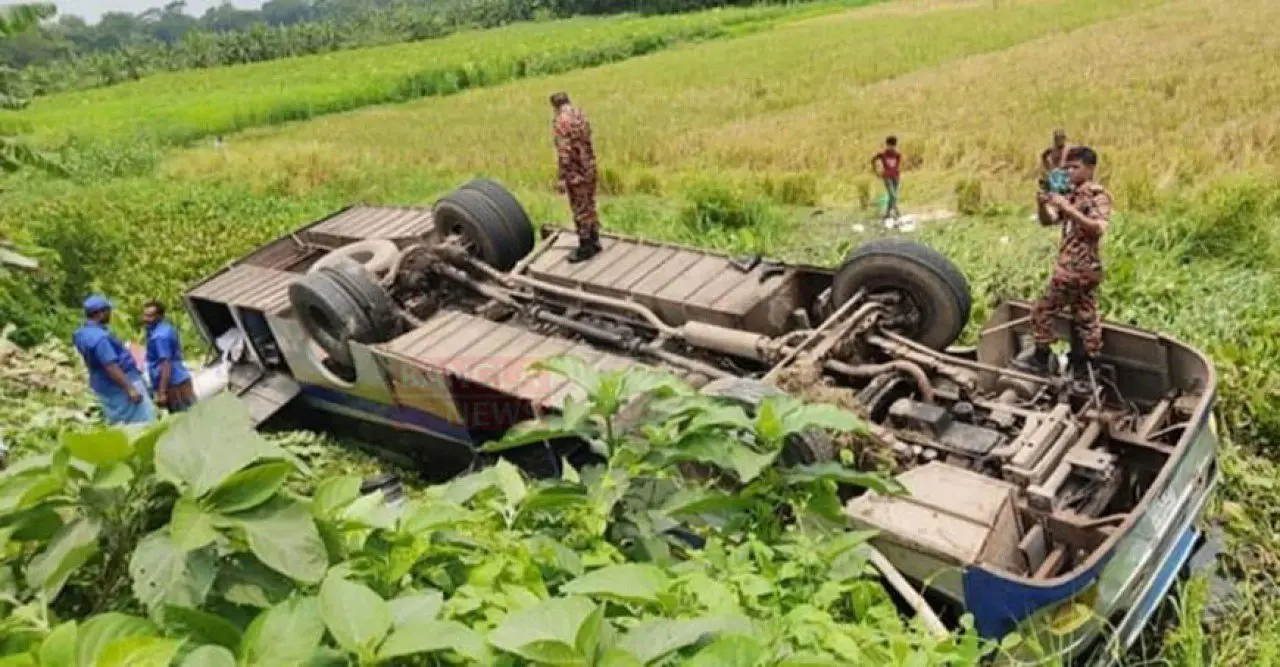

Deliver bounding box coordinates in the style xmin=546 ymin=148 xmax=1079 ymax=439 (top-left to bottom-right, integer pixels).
xmin=680 ymin=179 xmax=774 ymax=231
xmin=0 ymin=359 xmax=997 ymax=666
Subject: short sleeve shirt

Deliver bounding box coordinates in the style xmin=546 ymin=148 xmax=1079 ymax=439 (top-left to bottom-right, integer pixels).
xmin=1054 ymin=181 xmax=1113 ymax=279
xmin=146 ymin=320 xmax=192 ymax=391
xmin=72 ymin=321 xmax=141 ymax=396
xmin=876 ymin=149 xmax=902 ymax=179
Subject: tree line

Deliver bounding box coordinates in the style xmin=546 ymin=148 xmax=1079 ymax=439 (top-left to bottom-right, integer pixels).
xmin=1 ymin=0 xmax=793 ymax=97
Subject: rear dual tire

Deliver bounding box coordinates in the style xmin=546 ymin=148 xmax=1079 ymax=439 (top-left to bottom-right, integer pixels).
xmin=289 ymin=258 xmax=397 ymax=370
xmin=433 ymin=179 xmax=536 ymax=271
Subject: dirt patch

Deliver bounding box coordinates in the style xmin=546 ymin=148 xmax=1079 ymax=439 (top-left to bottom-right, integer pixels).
xmin=774 ymin=364 xmax=863 ymax=413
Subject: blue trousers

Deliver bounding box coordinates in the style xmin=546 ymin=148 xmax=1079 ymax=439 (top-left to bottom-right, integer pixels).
xmin=883 ymin=177 xmax=900 ymax=216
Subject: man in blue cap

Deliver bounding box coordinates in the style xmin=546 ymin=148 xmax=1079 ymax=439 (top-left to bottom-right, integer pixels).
xmin=72 ymin=295 xmax=155 ymax=425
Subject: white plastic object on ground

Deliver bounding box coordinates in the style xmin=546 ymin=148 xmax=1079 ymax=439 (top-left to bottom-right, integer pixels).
xmin=883 ymin=216 xmax=918 ymax=233
xmin=193 ymin=329 xmax=248 ymax=400
xmin=192 ymin=362 xmax=230 ymax=400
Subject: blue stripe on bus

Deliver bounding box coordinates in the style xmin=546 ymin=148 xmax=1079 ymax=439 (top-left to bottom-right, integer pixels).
xmin=963 ymin=553 xmax=1112 ymax=639
xmin=299 ymin=384 xmax=474 ymax=445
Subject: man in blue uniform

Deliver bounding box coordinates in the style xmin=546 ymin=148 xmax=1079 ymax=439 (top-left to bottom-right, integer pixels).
xmin=142 ymin=300 xmax=196 ymax=413
xmin=72 ymin=295 xmax=155 ymax=425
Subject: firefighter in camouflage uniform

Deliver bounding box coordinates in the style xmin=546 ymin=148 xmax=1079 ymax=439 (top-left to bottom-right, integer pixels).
xmin=1016 ymin=146 xmax=1113 ymax=377
xmin=550 ymin=92 xmax=601 ymax=262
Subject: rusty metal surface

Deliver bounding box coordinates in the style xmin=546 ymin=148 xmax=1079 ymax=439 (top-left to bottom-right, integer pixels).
xmin=604 ymin=246 xmax=679 ymax=292
xmin=493 ymin=337 xmax=575 ymax=396
xmin=239 ymin=237 xmax=318 ymax=271
xmin=378 ymin=310 xmax=642 ymax=411
xmin=310 ymin=206 xmax=435 ymax=241
xmin=587 ymin=243 xmax=664 ymax=291
xmin=187 ymin=265 xmax=297 ymax=315
xmin=524 ymin=233 xmax=795 ymax=328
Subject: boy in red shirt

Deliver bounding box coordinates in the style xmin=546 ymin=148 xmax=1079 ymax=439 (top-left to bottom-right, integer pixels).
xmin=872 ymin=136 xmax=903 ymax=223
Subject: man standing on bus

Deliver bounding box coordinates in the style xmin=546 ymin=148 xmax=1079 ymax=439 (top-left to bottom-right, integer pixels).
xmin=1017 ymin=146 xmax=1114 ymax=377
xmin=551 ymin=92 xmax=601 ymax=263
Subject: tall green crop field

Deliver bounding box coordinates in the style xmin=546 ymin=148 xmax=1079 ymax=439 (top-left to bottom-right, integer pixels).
xmin=13 ymin=2 xmax=866 ymax=148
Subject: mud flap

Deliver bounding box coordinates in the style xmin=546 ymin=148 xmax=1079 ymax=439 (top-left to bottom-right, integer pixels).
xmin=228 ymin=364 xmax=300 ymax=427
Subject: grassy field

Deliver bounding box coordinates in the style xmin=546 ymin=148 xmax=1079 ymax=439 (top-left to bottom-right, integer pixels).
xmin=166 ymin=0 xmax=1171 ymax=197
xmin=11 ymin=3 xmax=858 ymax=148
xmin=3 ymin=0 xmax=1280 ymax=662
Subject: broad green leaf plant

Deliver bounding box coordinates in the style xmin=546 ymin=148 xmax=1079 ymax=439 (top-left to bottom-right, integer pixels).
xmin=0 ymin=358 xmax=998 ymax=666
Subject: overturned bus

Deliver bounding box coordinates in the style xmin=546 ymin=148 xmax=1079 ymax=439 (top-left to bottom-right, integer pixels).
xmin=182 ymin=179 xmax=1219 ymax=664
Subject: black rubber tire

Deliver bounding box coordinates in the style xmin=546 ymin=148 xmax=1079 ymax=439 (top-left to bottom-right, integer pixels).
xmin=698 ymin=378 xmax=836 ymax=467
xmin=459 ymin=178 xmax=536 ymax=260
xmin=288 ymin=270 xmax=377 ymax=369
xmin=317 ymin=256 xmax=398 ymax=342
xmin=433 ymin=188 xmax=524 ymax=271
xmin=831 ymin=238 xmax=972 ymax=351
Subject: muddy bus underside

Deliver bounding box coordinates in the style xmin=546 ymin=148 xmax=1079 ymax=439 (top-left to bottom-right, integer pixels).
xmin=181 ymin=182 xmax=1217 ymax=659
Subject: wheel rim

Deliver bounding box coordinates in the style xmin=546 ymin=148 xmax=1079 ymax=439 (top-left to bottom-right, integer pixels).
xmin=307 ymin=304 xmax=341 ymax=343
xmin=864 ymin=283 xmax=927 ymax=340
xmin=448 ymin=223 xmax=480 ymax=258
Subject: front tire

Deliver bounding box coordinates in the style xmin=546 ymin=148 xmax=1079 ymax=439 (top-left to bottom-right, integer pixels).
xmin=288 ymin=270 xmax=377 ymax=369
xmin=316 ymin=256 xmax=399 ymax=339
xmin=831 ymin=238 xmax=972 ymax=350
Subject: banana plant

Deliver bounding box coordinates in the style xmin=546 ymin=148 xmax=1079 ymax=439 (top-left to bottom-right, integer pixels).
xmin=0 ymin=3 xmax=65 ymax=175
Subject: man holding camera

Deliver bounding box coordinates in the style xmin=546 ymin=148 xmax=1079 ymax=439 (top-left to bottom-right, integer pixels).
xmin=1039 ymin=129 xmax=1071 ymax=194
xmin=1017 ymin=145 xmax=1113 ymax=378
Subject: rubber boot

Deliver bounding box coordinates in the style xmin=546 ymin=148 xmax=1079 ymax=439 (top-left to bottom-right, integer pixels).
xmin=1012 ymin=344 xmax=1053 ymax=375
xmin=567 ymin=231 xmax=601 ymax=263
xmin=1066 ymin=339 xmax=1095 ymax=381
